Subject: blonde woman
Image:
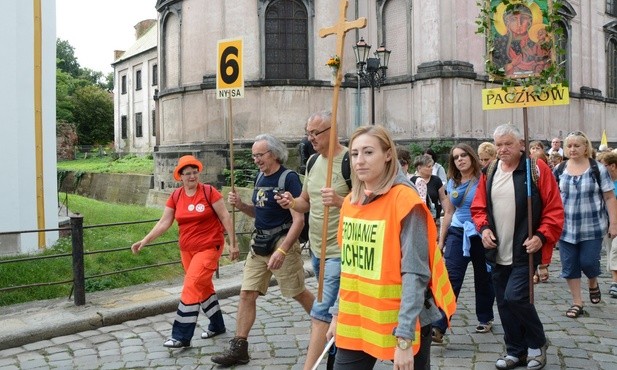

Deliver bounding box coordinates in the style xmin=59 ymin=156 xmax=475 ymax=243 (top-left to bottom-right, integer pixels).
xmin=327 ymin=126 xmax=447 ymax=370
xmin=477 ymin=142 xmax=497 ymax=168
xmin=556 ymin=131 xmax=617 ymax=318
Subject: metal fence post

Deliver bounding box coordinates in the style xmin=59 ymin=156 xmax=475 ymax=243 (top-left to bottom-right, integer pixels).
xmin=70 ymin=214 xmax=85 ymax=306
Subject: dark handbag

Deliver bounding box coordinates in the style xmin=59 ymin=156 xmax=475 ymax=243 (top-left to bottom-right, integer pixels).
xmin=251 ymin=224 xmax=291 ymax=256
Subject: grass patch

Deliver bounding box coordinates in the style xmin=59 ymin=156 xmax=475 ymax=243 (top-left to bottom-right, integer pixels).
xmin=57 ymin=154 xmax=154 ymax=174
xmin=0 ymin=193 xmax=188 ymax=306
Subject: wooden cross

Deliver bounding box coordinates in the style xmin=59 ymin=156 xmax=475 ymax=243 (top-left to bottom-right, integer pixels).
xmin=319 ymin=0 xmax=367 ymax=89
xmin=315 ymin=0 xmax=366 ymax=302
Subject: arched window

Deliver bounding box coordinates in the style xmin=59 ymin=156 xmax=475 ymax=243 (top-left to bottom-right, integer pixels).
xmin=380 ymin=0 xmax=410 ymax=77
xmin=606 ymin=26 xmax=617 ymax=99
xmin=557 ymin=1 xmax=576 ymax=88
xmin=265 ymin=0 xmax=308 ymax=79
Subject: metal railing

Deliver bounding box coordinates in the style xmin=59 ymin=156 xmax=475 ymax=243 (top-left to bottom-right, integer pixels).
xmin=0 ymin=216 xmax=252 ymax=306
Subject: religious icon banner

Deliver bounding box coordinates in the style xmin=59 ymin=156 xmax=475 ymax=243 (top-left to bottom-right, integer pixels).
xmin=488 ymin=0 xmax=554 ymax=79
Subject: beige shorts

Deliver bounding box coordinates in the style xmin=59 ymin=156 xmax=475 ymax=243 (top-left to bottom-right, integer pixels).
xmin=241 ymin=236 xmax=305 ymax=298
xmin=604 ymin=235 xmax=617 ymax=272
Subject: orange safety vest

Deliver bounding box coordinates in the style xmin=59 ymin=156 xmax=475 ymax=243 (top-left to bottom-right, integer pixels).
xmin=336 ymin=185 xmax=456 ymax=359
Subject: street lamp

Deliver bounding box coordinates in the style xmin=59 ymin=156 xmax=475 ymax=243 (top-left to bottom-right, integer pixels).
xmin=353 ymin=37 xmax=391 ymax=124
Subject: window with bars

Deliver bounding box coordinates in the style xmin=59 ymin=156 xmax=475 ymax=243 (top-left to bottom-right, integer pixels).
xmin=265 ymin=0 xmax=308 ymax=79
xmin=135 ymin=112 xmax=143 ymax=137
xmin=608 ymin=37 xmax=617 ymax=99
xmin=608 ymin=0 xmax=617 ymax=17
xmin=121 ymin=75 xmax=127 ymax=94
xmin=121 ymin=115 xmax=127 ymax=139
xmin=135 ymin=70 xmax=142 ymax=90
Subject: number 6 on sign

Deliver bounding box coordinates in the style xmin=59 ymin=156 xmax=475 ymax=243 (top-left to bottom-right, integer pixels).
xmin=216 ymin=38 xmax=244 ymax=99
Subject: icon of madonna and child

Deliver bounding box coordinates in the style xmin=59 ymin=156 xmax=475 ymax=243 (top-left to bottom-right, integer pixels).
xmin=489 ymin=0 xmax=555 ymax=79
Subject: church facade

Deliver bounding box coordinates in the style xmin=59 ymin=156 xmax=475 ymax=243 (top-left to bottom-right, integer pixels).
xmin=151 ymin=0 xmax=617 ymax=189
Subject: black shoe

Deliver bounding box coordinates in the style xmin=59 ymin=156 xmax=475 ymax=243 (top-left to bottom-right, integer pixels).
xmin=211 ymin=337 xmax=250 ymax=366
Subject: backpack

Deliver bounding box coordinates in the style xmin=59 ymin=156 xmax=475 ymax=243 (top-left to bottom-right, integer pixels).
xmin=305 ymin=151 xmax=352 ymax=190
xmin=171 ymin=183 xmax=222 ymax=227
xmin=299 ymin=152 xmax=352 ymax=243
xmin=255 ymin=169 xmax=293 ymax=191
xmin=485 ymin=157 xmax=540 ymax=187
xmin=172 ymin=183 xmax=214 ymax=208
xmin=553 ymin=158 xmax=601 ymax=189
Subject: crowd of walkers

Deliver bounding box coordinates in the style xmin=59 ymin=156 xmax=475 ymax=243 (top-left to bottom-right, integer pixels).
xmin=132 ymin=116 xmax=616 ymax=370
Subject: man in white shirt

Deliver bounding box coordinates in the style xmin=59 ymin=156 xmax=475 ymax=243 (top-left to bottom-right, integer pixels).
xmin=547 ymin=137 xmax=564 ymax=156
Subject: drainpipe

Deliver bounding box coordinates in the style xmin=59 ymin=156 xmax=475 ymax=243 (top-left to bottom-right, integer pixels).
xmin=355 ymin=0 xmax=361 ymax=128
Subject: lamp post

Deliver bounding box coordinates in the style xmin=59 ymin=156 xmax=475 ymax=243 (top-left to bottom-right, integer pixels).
xmin=353 ymin=37 xmax=391 ymax=124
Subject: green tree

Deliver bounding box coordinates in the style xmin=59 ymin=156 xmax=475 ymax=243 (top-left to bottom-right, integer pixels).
xmin=104 ymin=72 xmax=114 ymax=92
xmin=56 ymin=38 xmax=81 ymax=77
xmin=56 ymin=68 xmax=75 ymax=122
xmin=72 ymin=85 xmax=114 ymax=145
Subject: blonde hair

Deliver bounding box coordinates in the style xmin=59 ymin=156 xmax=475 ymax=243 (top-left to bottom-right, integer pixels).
xmin=349 ymin=125 xmax=398 ymax=204
xmin=477 ymin=142 xmax=497 ymax=158
xmin=564 ymin=131 xmax=594 ymax=159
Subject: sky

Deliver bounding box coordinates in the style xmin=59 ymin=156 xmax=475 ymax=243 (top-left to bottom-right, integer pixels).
xmin=56 ymin=0 xmax=157 ymax=75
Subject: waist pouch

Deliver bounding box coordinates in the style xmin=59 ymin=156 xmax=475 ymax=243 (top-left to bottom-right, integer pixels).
xmin=251 ymin=223 xmax=291 ymax=256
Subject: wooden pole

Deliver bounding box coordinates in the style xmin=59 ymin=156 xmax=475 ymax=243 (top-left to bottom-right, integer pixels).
xmin=317 ymin=0 xmax=366 ymax=301
xmin=523 ymin=107 xmax=534 ymax=304
xmin=228 ymin=96 xmax=236 ymax=251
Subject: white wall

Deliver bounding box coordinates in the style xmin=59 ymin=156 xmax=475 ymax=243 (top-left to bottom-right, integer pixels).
xmin=0 ymin=0 xmax=58 ymax=255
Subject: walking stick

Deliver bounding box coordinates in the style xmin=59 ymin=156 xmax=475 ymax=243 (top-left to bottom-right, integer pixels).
xmin=310 ymin=337 xmax=335 ymax=370
xmin=523 ymin=107 xmax=534 ymax=304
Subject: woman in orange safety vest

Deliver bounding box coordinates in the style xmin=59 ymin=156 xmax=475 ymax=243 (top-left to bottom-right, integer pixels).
xmin=327 ymin=126 xmax=455 ymax=370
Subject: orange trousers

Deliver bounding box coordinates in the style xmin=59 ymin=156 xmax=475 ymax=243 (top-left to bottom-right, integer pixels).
xmin=180 ymin=246 xmax=223 ymax=304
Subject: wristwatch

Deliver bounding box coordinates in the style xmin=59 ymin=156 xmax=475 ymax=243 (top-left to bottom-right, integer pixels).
xmin=396 ymin=337 xmax=412 ymax=350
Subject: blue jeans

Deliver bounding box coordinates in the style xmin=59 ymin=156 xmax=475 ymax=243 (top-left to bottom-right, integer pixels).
xmin=433 ymin=227 xmax=494 ymax=332
xmin=310 ymin=252 xmax=341 ymax=323
xmin=558 ymin=238 xmax=603 ymax=279
xmin=492 ymin=264 xmax=546 ymax=357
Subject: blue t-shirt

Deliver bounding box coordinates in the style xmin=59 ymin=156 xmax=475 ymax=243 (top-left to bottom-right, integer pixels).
xmin=447 ymin=178 xmax=479 ymax=227
xmin=252 ymin=166 xmax=303 ymax=230
xmin=613 ymin=179 xmax=617 ymax=197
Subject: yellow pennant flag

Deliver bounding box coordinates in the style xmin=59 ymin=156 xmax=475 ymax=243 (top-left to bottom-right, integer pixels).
xmin=601 ymin=130 xmax=608 ymax=148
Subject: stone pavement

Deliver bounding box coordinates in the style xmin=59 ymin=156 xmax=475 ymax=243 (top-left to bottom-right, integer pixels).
xmin=0 ymin=253 xmax=616 ymax=369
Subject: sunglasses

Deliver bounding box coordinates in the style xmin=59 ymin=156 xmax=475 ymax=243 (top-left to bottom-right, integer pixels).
xmin=567 ymin=131 xmax=584 ymax=137
xmin=452 ymin=152 xmax=469 ymax=161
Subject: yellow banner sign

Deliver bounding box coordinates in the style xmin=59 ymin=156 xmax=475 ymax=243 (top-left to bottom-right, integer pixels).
xmin=482 ymin=84 xmax=569 ymax=110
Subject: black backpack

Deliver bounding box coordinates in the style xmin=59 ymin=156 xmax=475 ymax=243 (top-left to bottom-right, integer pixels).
xmin=553 ymin=158 xmax=603 ymax=204
xmin=299 ymin=152 xmax=352 ymax=243
xmin=553 ymin=158 xmax=601 ymax=189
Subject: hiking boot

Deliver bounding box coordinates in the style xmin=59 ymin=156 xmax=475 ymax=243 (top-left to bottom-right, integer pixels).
xmin=211 ymin=337 xmax=250 ymax=366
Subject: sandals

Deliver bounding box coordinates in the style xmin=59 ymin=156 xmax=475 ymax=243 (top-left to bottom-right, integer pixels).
xmin=431 ymin=327 xmax=444 ymax=343
xmin=475 ymin=320 xmax=493 ymax=333
xmin=495 ymin=355 xmax=527 ymax=370
xmin=163 ymin=338 xmax=190 ymax=348
xmin=589 ymin=285 xmax=601 ymax=304
xmin=201 ymin=328 xmax=226 ymax=339
xmin=610 ymin=283 xmax=617 ymax=298
xmin=527 ymin=343 xmax=548 ymax=370
xmin=565 ymin=304 xmax=585 ymax=318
